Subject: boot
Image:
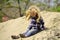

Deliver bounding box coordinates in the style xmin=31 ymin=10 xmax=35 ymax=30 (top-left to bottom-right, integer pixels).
xmin=19 ymin=34 xmax=27 ymax=38
xmin=11 ymin=35 xmax=20 ymax=39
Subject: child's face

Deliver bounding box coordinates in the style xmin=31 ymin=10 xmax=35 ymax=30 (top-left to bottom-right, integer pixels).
xmin=30 ymin=8 xmax=37 ymax=17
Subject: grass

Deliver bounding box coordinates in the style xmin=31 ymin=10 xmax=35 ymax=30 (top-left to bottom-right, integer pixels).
xmin=52 ymin=6 xmax=60 ymax=12
xmin=47 ymin=6 xmax=60 ymax=12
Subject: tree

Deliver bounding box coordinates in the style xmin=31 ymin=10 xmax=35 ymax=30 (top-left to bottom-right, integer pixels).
xmin=17 ymin=0 xmax=22 ymax=17
xmin=17 ymin=0 xmax=30 ymax=16
xmin=24 ymin=0 xmax=30 ymax=11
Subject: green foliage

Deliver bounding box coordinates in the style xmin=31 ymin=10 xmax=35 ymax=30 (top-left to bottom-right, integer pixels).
xmin=37 ymin=3 xmax=46 ymax=6
xmin=0 ymin=0 xmax=10 ymax=8
xmin=55 ymin=6 xmax=60 ymax=12
xmin=0 ymin=0 xmax=9 ymax=4
xmin=47 ymin=6 xmax=60 ymax=12
xmin=53 ymin=6 xmax=60 ymax=12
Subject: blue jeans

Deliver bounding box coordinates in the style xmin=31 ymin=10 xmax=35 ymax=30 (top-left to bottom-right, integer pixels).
xmin=22 ymin=29 xmax=38 ymax=37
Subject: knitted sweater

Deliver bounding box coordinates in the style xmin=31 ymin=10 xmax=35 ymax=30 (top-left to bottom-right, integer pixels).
xmin=28 ymin=17 xmax=44 ymax=30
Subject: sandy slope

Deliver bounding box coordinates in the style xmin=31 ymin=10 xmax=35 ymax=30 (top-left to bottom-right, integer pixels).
xmin=0 ymin=11 xmax=60 ymax=40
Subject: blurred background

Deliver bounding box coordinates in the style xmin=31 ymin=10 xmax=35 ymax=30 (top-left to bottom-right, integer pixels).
xmin=0 ymin=0 xmax=60 ymax=22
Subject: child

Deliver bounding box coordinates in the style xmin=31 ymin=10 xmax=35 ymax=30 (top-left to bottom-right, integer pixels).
xmin=11 ymin=5 xmax=45 ymax=39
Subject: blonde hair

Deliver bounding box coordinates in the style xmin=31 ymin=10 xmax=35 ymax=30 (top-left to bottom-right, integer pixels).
xmin=25 ymin=5 xmax=41 ymax=22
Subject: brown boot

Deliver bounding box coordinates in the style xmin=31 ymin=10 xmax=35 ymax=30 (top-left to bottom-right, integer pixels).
xmin=19 ymin=34 xmax=27 ymax=38
xmin=11 ymin=35 xmax=20 ymax=39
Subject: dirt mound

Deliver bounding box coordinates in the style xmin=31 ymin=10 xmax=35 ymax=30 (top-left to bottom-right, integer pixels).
xmin=0 ymin=11 xmax=60 ymax=40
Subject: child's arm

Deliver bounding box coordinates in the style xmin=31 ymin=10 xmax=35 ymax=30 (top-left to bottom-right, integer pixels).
xmin=28 ymin=19 xmax=37 ymax=30
xmin=40 ymin=17 xmax=45 ymax=28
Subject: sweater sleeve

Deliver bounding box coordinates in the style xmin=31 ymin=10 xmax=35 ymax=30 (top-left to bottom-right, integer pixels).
xmin=40 ymin=17 xmax=45 ymax=28
xmin=36 ymin=17 xmax=45 ymax=30
xmin=28 ymin=19 xmax=37 ymax=30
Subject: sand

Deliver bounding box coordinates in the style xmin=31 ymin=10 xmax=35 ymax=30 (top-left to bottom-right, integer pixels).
xmin=0 ymin=11 xmax=60 ymax=40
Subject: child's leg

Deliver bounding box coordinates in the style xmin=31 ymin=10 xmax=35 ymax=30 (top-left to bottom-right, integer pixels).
xmin=24 ymin=29 xmax=38 ymax=37
xmin=22 ymin=29 xmax=30 ymax=35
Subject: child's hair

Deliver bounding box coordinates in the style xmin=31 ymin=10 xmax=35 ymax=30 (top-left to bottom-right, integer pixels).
xmin=25 ymin=5 xmax=41 ymax=22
